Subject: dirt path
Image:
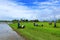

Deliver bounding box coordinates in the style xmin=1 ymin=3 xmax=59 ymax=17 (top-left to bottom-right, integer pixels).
xmin=0 ymin=23 xmax=25 ymax=40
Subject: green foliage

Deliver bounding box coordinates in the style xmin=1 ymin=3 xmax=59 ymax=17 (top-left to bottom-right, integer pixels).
xmin=29 ymin=19 xmax=39 ymax=22
xmin=20 ymin=19 xmax=28 ymax=22
xmin=12 ymin=19 xmax=18 ymax=23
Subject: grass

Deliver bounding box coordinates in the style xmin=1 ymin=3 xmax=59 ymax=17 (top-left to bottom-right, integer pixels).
xmin=9 ymin=22 xmax=60 ymax=40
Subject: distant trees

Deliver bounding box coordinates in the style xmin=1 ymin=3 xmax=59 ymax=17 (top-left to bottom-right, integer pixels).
xmin=57 ymin=19 xmax=60 ymax=23
xmin=20 ymin=19 xmax=39 ymax=22
xmin=12 ymin=19 xmax=18 ymax=23
xmin=20 ymin=19 xmax=28 ymax=22
xmin=29 ymin=19 xmax=39 ymax=22
xmin=12 ymin=19 xmax=39 ymax=22
xmin=11 ymin=19 xmax=60 ymax=23
xmin=0 ymin=20 xmax=11 ymax=22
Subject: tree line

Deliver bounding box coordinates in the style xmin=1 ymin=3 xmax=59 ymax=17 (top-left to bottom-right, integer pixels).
xmin=12 ymin=19 xmax=39 ymax=23
xmin=0 ymin=19 xmax=60 ymax=23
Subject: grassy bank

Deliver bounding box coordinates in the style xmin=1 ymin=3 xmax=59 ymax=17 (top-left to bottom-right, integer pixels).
xmin=9 ymin=22 xmax=60 ymax=40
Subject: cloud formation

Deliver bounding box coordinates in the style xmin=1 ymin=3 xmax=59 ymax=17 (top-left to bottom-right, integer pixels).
xmin=0 ymin=0 xmax=60 ymax=21
xmin=0 ymin=0 xmax=37 ymax=20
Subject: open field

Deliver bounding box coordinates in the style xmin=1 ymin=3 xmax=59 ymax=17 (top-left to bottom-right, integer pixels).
xmin=9 ymin=22 xmax=60 ymax=40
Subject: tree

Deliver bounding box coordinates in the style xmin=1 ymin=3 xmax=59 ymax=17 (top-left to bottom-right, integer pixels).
xmin=12 ymin=19 xmax=18 ymax=23
xmin=20 ymin=19 xmax=28 ymax=22
xmin=29 ymin=19 xmax=39 ymax=22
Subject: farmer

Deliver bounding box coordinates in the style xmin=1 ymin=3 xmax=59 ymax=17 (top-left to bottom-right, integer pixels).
xmin=54 ymin=21 xmax=56 ymax=27
xmin=18 ymin=21 xmax=21 ymax=28
xmin=21 ymin=25 xmax=25 ymax=28
xmin=33 ymin=22 xmax=35 ymax=26
xmin=41 ymin=24 xmax=43 ymax=27
xmin=33 ymin=22 xmax=38 ymax=26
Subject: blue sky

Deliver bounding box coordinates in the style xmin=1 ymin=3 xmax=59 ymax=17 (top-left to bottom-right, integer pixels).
xmin=0 ymin=0 xmax=60 ymax=21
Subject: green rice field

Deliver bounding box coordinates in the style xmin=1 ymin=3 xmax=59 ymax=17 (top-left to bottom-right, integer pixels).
xmin=9 ymin=22 xmax=60 ymax=40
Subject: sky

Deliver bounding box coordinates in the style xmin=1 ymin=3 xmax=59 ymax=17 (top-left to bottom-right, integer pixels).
xmin=0 ymin=0 xmax=60 ymax=21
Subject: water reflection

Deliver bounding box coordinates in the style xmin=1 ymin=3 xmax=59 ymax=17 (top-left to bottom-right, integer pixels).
xmin=0 ymin=23 xmax=23 ymax=40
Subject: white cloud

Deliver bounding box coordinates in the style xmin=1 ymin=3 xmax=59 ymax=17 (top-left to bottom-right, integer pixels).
xmin=0 ymin=0 xmax=37 ymax=20
xmin=0 ymin=0 xmax=60 ymax=21
xmin=33 ymin=0 xmax=60 ymax=21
